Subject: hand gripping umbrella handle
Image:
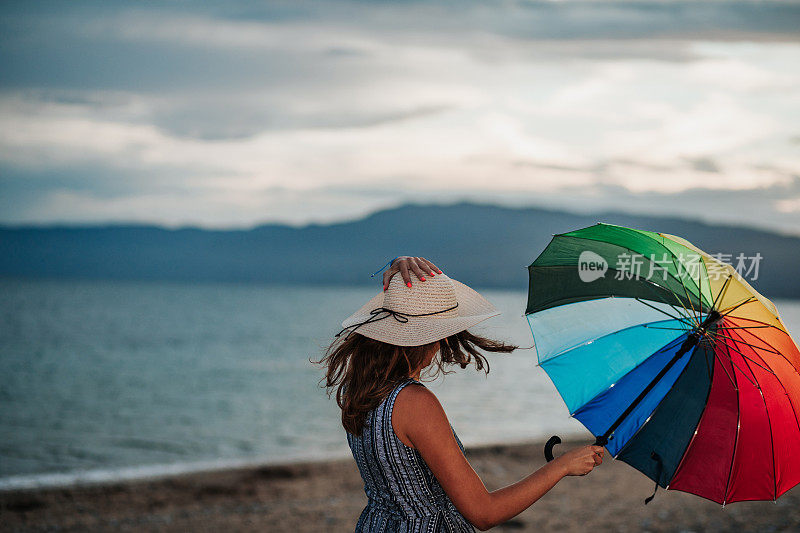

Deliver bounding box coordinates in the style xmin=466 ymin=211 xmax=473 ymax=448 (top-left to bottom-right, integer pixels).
xmin=544 ymin=435 xmax=608 ymax=462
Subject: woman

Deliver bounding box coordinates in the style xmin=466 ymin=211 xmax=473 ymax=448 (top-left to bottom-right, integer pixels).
xmin=317 ymin=256 xmax=604 ymax=532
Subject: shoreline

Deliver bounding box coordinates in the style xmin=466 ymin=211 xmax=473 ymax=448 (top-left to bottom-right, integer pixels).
xmin=2 ymin=437 xmax=798 ymax=532
xmin=0 ymin=453 xmax=358 ymax=493
xmin=0 ymin=434 xmax=584 ymax=493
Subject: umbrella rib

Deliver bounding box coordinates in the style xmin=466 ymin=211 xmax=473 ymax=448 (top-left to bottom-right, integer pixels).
xmin=711 ymin=332 xmax=781 ymax=356
xmin=635 ymin=277 xmax=696 ymax=323
xmin=710 ymin=273 xmax=732 ymax=313
xmin=704 ymin=336 xmax=737 ymax=390
xmin=715 ymin=325 xmax=770 ymax=330
xmin=659 ymin=236 xmax=707 ymax=312
xmin=708 ymin=334 xmax=758 ymax=387
xmin=718 ymin=296 xmax=757 ymax=317
xmin=659 ymin=278 xmax=698 ymax=322
xmin=707 ymin=336 xmax=759 ymax=388
xmin=702 ymin=337 xmax=713 ymax=383
xmin=720 ymin=317 xmax=784 ymax=330
xmin=721 ymin=341 xmax=777 ymax=377
xmin=670 ymin=254 xmax=701 ymax=325
xmin=723 ymin=323 xmax=800 ymax=385
xmin=721 ymin=339 xmax=741 ymax=507
xmin=698 ymin=254 xmax=708 ymax=325
xmin=731 ymin=323 xmax=800 ymax=372
xmin=729 ymin=324 xmax=800 ymax=396
xmin=657 ymin=290 xmax=697 ymax=325
xmin=634 ymin=298 xmax=694 ymax=326
xmin=678 ymin=267 xmax=700 ymax=324
xmin=643 ymin=325 xmax=693 ymax=331
xmin=718 ymin=315 xmax=792 ymax=344
xmin=716 ymin=270 xmax=736 ymax=308
xmin=710 ymin=332 xmax=777 ymax=377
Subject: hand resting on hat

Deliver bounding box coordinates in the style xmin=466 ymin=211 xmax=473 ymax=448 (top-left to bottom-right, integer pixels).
xmin=383 ymin=256 xmax=442 ymax=291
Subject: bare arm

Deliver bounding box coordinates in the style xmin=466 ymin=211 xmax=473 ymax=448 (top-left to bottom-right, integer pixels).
xmin=393 ymin=385 xmax=603 ymax=531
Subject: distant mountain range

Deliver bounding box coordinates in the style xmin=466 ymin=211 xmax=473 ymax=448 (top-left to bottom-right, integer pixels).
xmin=1 ymin=203 xmax=799 ymax=297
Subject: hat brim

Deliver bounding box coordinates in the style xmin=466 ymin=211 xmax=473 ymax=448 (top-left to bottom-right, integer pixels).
xmin=340 ymin=279 xmax=501 ymax=346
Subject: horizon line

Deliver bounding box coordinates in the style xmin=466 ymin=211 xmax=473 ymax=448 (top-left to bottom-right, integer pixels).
xmin=1 ymin=200 xmax=799 ymax=239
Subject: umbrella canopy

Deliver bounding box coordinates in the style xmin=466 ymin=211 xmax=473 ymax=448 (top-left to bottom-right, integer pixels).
xmin=526 ymin=223 xmax=800 ymax=505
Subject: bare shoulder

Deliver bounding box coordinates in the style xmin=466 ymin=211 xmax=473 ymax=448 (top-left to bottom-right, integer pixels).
xmin=395 ymin=382 xmax=445 ymax=417
xmin=393 ymin=382 xmax=451 ymax=448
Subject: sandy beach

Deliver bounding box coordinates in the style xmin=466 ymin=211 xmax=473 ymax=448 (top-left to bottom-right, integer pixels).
xmin=2 ymin=438 xmax=798 ymax=532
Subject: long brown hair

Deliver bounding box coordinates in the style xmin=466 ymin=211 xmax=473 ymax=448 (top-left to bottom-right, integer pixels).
xmin=314 ymin=331 xmax=517 ymax=435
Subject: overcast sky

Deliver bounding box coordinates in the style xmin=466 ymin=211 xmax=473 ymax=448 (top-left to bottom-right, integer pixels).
xmin=1 ymin=0 xmax=799 ymax=234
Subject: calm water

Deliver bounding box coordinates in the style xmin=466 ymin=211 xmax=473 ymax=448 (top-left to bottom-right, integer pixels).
xmin=1 ymin=279 xmax=799 ymax=490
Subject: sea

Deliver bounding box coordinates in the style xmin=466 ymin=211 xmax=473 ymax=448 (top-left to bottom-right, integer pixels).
xmin=1 ymin=279 xmax=799 ymax=491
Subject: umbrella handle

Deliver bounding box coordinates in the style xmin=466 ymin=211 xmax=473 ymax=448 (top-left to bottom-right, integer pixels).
xmin=544 ymin=435 xmax=561 ymax=462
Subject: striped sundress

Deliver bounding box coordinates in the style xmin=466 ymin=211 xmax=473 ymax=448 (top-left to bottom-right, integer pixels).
xmin=346 ymin=378 xmax=476 ymax=533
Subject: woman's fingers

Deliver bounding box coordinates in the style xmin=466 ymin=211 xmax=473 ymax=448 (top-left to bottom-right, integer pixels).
xmin=408 ymin=258 xmax=428 ymax=282
xmin=381 ymin=256 xmax=443 ymax=290
xmin=382 ymin=262 xmax=403 ymax=290
xmin=586 ymin=446 xmax=603 ymax=468
xmin=588 ymin=445 xmax=603 ymax=466
xmin=399 ymin=262 xmax=412 ymax=287
xmin=420 ymin=257 xmax=441 ymax=275
xmin=382 ymin=257 xmax=439 ymax=289
xmin=561 ymin=446 xmax=603 ymax=476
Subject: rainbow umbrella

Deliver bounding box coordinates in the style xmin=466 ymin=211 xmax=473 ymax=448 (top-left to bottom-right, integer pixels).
xmin=526 ymin=223 xmax=800 ymax=505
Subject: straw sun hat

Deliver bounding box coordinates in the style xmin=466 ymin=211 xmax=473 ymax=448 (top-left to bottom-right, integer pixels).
xmin=337 ymin=272 xmax=501 ymax=346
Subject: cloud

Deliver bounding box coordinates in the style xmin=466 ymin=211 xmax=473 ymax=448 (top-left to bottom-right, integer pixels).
xmin=380 ymin=177 xmax=800 ymax=237
xmin=150 ymin=101 xmax=454 ymax=141
xmin=0 ymin=1 xmax=798 ymax=233
xmin=776 ymin=196 xmax=800 ymax=214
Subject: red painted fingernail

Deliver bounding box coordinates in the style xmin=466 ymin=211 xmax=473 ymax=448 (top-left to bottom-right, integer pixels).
xmin=429 ymin=272 xmax=435 ymax=277
xmin=406 ymin=282 xmax=412 ymax=288
xmin=437 ymin=270 xmax=442 ymax=274
xmin=420 ymin=277 xmax=426 ymax=281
